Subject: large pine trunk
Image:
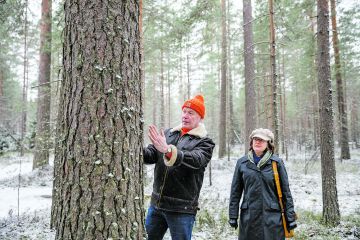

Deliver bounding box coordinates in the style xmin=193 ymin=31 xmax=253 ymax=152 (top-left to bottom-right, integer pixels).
xmin=218 ymin=0 xmax=227 ymax=158
xmin=317 ymin=0 xmax=340 ymax=226
xmin=51 ymin=1 xmax=145 ymax=239
xmin=33 ymin=0 xmax=52 ymax=169
xmin=330 ymin=0 xmax=350 ymax=160
xmin=243 ymin=0 xmax=256 ymax=153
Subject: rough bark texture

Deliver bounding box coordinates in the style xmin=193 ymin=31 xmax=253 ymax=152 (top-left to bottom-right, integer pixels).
xmin=330 ymin=0 xmax=350 ymax=160
xmin=33 ymin=0 xmax=52 ymax=169
xmin=51 ymin=1 xmax=145 ymax=239
xmin=218 ymin=0 xmax=227 ymax=158
xmin=269 ymin=0 xmax=279 ymax=153
xmin=317 ymin=0 xmax=341 ymax=226
xmin=243 ymin=0 xmax=256 ymax=153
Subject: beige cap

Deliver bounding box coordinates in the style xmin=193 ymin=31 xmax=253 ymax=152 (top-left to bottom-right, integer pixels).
xmin=249 ymin=128 xmax=274 ymax=142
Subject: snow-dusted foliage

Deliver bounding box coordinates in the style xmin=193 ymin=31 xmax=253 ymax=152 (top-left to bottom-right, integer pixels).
xmin=0 ymin=149 xmax=359 ymax=239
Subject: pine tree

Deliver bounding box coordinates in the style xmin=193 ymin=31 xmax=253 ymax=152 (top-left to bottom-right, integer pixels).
xmin=317 ymin=0 xmax=340 ymax=226
xmin=51 ymin=1 xmax=145 ymax=238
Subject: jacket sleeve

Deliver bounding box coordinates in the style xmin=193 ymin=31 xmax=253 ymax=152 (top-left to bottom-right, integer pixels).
xmin=168 ymin=137 xmax=215 ymax=169
xmin=229 ymin=159 xmax=244 ymax=219
xmin=143 ymin=144 xmax=159 ymax=164
xmin=278 ymin=159 xmax=296 ymax=223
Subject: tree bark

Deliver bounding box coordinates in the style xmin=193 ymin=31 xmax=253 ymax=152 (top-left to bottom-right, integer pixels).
xmin=280 ymin=49 xmax=287 ymax=158
xmin=243 ymin=0 xmax=257 ymax=153
xmin=33 ymin=0 xmax=52 ymax=169
xmin=152 ymin=73 xmax=157 ymax=126
xmin=218 ymin=0 xmax=227 ymax=158
xmin=51 ymin=1 xmax=145 ymax=239
xmin=0 ymin=68 xmax=4 ymax=123
xmin=269 ymin=0 xmax=279 ymax=153
xmin=330 ymin=0 xmax=350 ymax=160
xmin=160 ymin=48 xmax=165 ymax=128
xmin=186 ymin=54 xmax=190 ymax=99
xmin=317 ymin=0 xmax=340 ymax=226
xmin=350 ymin=98 xmax=359 ymax=148
xmin=308 ymin=7 xmax=320 ymax=150
xmin=167 ymin=56 xmax=171 ymax=128
xmin=20 ymin=0 xmax=28 ymax=156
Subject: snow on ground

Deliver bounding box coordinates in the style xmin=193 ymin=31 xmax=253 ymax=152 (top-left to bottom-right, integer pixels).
xmin=0 ymin=148 xmax=359 ymax=239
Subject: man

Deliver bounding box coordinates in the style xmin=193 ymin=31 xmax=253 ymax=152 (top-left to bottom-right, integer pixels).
xmin=143 ymin=95 xmax=215 ymax=240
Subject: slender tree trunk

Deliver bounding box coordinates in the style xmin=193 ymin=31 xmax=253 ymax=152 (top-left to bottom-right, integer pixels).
xmin=152 ymin=74 xmax=157 ymax=126
xmin=51 ymin=1 xmax=145 ymax=238
xmin=20 ymin=0 xmax=29 ymax=156
xmin=33 ymin=0 xmax=52 ymax=169
xmin=330 ymin=0 xmax=350 ymax=160
xmin=280 ymin=49 xmax=287 ymax=157
xmin=243 ymin=0 xmax=257 ymax=153
xmin=305 ymin=6 xmax=320 ymax=150
xmin=0 ymin=68 xmax=4 ymax=123
xmin=186 ymin=54 xmax=190 ymax=99
xmin=257 ymin=76 xmax=261 ymax=126
xmin=167 ymin=57 xmax=171 ymax=127
xmin=179 ymin=39 xmax=185 ymax=102
xmin=269 ymin=0 xmax=279 ymax=153
xmin=160 ymin=48 xmax=165 ymax=128
xmin=226 ymin=0 xmax=235 ymax=147
xmin=350 ymin=98 xmax=359 ymax=148
xmin=218 ymin=0 xmax=227 ymax=158
xmin=317 ymin=0 xmax=340 ymax=226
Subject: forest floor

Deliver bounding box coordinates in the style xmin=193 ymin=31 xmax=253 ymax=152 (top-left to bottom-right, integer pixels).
xmin=0 ymin=147 xmax=359 ymax=239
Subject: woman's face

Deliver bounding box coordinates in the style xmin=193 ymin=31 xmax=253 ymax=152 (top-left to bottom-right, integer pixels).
xmin=252 ymin=137 xmax=268 ymax=155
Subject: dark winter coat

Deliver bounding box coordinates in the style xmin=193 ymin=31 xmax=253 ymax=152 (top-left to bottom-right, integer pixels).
xmin=229 ymin=154 xmax=296 ymax=240
xmin=144 ymin=123 xmax=215 ymax=215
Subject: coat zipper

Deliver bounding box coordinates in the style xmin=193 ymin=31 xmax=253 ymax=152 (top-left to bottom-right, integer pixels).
xmin=157 ymin=133 xmax=183 ymax=207
xmin=157 ymin=164 xmax=169 ymax=207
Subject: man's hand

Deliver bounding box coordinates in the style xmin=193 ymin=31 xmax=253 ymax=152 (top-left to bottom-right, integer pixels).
xmin=148 ymin=125 xmax=169 ymax=153
xmin=228 ymin=218 xmax=238 ymax=229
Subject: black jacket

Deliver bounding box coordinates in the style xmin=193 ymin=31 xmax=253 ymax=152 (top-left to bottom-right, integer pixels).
xmin=144 ymin=124 xmax=215 ymax=214
xmin=229 ymin=154 xmax=296 ymax=240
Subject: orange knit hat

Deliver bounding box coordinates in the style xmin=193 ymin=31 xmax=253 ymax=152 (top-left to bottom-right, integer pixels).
xmin=182 ymin=95 xmax=205 ymax=119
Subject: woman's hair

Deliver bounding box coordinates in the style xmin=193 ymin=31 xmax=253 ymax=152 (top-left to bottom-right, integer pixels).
xmin=249 ymin=138 xmax=275 ymax=153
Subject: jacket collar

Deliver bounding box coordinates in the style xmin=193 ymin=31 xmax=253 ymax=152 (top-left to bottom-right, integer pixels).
xmin=171 ymin=123 xmax=208 ymax=138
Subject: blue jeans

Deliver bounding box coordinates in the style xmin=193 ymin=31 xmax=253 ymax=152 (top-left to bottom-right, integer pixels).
xmin=145 ymin=205 xmax=196 ymax=240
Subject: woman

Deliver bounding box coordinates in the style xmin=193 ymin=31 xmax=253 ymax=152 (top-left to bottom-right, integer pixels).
xmin=228 ymin=128 xmax=297 ymax=240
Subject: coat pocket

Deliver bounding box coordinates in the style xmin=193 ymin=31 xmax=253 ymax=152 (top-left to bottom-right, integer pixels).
xmin=268 ymin=202 xmax=281 ymax=211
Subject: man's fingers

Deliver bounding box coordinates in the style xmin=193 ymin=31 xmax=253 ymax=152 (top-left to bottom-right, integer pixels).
xmin=149 ymin=125 xmax=160 ymax=138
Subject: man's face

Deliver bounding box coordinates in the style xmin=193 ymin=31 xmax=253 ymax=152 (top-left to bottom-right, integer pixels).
xmin=181 ymin=107 xmax=202 ymax=129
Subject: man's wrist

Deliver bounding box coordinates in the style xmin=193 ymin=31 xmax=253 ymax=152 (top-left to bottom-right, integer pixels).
xmin=162 ymin=145 xmax=170 ymax=153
